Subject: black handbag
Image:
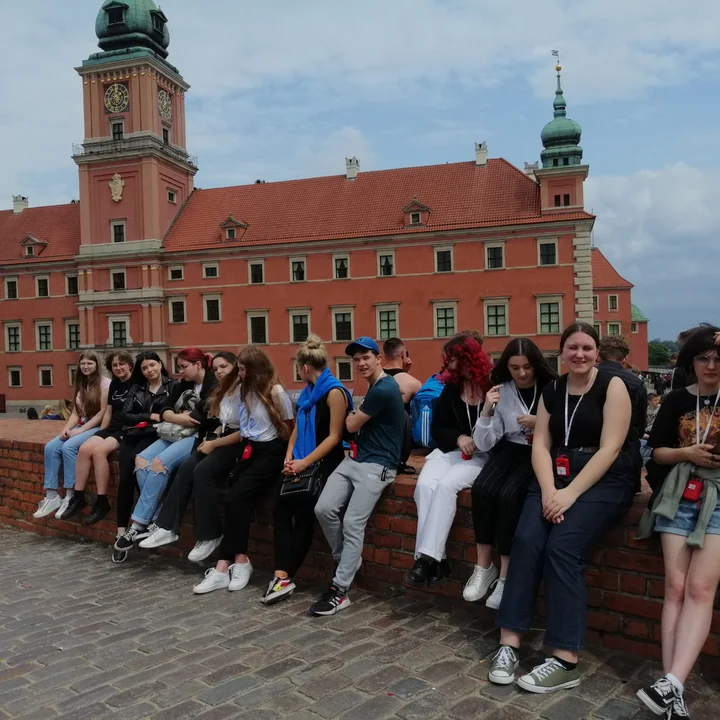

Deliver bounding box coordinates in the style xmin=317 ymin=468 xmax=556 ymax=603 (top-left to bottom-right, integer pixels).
xmin=279 ymin=462 xmax=323 ymax=498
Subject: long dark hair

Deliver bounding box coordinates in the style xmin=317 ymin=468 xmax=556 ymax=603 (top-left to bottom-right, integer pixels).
xmin=677 ymin=324 xmax=720 ymax=378
xmin=559 ymin=322 xmax=600 ymax=350
xmin=129 ymin=351 xmax=169 ymax=386
xmin=207 ymin=351 xmax=240 ymax=417
xmin=73 ymin=351 xmax=104 ymax=418
xmin=490 ymin=338 xmax=558 ymax=388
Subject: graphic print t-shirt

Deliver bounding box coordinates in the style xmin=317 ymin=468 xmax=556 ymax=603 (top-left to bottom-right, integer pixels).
xmin=106 ymin=377 xmax=133 ymax=430
xmin=238 ymin=385 xmax=294 ymax=441
xmin=646 ymin=387 xmax=720 ymax=490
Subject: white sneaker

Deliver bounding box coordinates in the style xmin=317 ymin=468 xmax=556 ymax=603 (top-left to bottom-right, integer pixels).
xmin=188 ymin=537 xmax=223 ymax=563
xmin=485 ymin=577 xmax=506 ymax=610
xmin=139 ymin=527 xmax=179 ymax=549
xmin=33 ymin=496 xmax=63 ymax=519
xmin=193 ymin=568 xmax=230 ymax=594
xmin=54 ymin=495 xmax=72 ymax=519
xmin=463 ymin=563 xmax=499 ymax=602
xmin=228 ymin=561 xmax=253 ymax=591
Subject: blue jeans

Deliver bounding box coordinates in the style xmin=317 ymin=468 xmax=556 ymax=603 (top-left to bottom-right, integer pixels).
xmin=132 ymin=436 xmax=196 ymax=525
xmin=44 ymin=427 xmax=100 ymax=490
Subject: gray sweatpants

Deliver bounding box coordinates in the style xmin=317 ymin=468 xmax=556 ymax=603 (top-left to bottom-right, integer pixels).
xmin=315 ymin=456 xmax=396 ymax=590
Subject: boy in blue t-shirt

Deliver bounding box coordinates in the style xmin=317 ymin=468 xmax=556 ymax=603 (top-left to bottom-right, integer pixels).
xmin=311 ymin=337 xmax=406 ymax=616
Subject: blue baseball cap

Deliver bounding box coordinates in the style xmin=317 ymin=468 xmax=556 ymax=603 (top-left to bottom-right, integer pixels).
xmin=345 ymin=336 xmax=380 ymax=356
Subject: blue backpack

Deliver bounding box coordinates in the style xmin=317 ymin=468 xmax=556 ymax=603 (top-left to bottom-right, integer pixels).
xmin=411 ymin=374 xmax=444 ymax=448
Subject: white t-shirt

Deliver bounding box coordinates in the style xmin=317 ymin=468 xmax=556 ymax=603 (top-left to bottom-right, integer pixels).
xmin=218 ymin=389 xmax=241 ymax=432
xmin=239 ymin=384 xmax=294 ymax=441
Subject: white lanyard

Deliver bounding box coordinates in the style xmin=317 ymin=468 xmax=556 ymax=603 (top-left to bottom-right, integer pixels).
xmin=465 ymin=401 xmax=472 ymax=432
xmin=695 ymin=390 xmax=720 ymax=444
xmin=515 ymin=382 xmax=537 ymax=415
xmin=564 ymin=370 xmax=595 ymax=447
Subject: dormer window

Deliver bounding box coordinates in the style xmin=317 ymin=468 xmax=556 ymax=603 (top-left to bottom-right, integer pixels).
xmin=107 ymin=8 xmax=125 ymax=25
xmin=153 ymin=15 xmax=164 ymax=32
xmin=25 ymin=246 xmax=34 ymax=257
xmin=219 ymin=214 xmax=248 ymax=242
xmin=150 ymin=9 xmax=168 ymax=35
xmin=410 ymin=212 xmax=421 ymax=225
xmin=226 ymin=228 xmax=236 ymax=240
xmin=402 ymin=198 xmax=431 ymax=227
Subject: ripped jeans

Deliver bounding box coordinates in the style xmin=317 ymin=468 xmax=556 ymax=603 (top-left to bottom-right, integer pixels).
xmin=132 ymin=436 xmax=196 ymax=526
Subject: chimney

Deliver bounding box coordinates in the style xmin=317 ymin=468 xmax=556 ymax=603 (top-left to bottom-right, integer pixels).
xmin=524 ymin=162 xmax=540 ymax=181
xmin=474 ymin=142 xmax=488 ymax=167
xmin=345 ymin=157 xmax=360 ymax=181
xmin=12 ymin=195 xmax=29 ymax=214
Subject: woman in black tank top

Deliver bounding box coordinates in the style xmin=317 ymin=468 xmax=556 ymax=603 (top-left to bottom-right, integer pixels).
xmin=487 ymin=322 xmax=634 ymax=694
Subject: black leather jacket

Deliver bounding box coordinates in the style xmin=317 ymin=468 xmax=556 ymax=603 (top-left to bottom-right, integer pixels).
xmin=119 ymin=376 xmax=177 ymax=427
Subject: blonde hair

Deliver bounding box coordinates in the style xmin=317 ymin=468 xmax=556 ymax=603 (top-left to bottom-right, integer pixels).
xmin=296 ymin=334 xmax=328 ymax=370
xmin=40 ymin=404 xmax=56 ymax=418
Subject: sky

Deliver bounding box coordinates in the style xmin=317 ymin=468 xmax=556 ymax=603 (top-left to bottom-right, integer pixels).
xmin=2 ymin=0 xmax=720 ymax=340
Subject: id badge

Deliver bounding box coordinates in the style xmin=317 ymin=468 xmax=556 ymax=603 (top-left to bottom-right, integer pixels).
xmin=683 ymin=478 xmax=703 ymax=502
xmin=527 ymin=433 xmax=534 ymax=446
xmin=349 ymin=441 xmax=358 ymax=459
xmin=555 ymin=454 xmax=570 ymax=477
xmin=242 ymin=444 xmax=253 ymax=461
xmin=461 ymin=451 xmax=472 ymax=461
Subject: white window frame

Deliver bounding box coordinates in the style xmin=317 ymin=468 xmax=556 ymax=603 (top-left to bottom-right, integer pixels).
xmin=432 ymin=300 xmax=458 ymax=339
xmin=631 ymin=322 xmax=639 ymax=334
xmin=608 ymin=294 xmax=619 ymax=311
xmin=536 ymin=295 xmax=563 ymax=335
xmin=35 ymin=321 xmax=53 ymax=351
xmin=485 ymin=242 xmax=505 ymax=270
xmin=110 ymin=219 xmax=126 ymax=243
xmin=38 ymin=366 xmax=53 ymax=388
xmin=293 ymin=359 xmax=303 ymax=383
xmin=25 ymin=245 xmax=35 ymax=257
xmin=335 ymin=358 xmax=353 ymax=383
xmin=377 ymin=250 xmax=396 ymax=277
xmin=289 ymin=256 xmax=307 ymax=283
xmin=203 ymin=294 xmax=222 ymax=323
xmin=592 ymin=295 xmax=599 ymax=313
xmin=375 ymin=303 xmax=399 ymax=340
xmin=68 ymin=365 xmax=77 ymax=387
xmin=410 ymin=211 xmax=422 ymax=225
xmin=537 ymin=238 xmax=559 ymax=266
xmin=106 ymin=314 xmax=132 ymax=346
xmin=543 ymin=353 xmax=561 ymax=374
xmin=4 ymin=277 xmax=18 ymax=300
xmin=202 ymin=263 xmax=219 ymax=279
xmin=168 ymin=265 xmax=184 ymax=281
xmin=248 ymin=259 xmax=265 ymax=285
xmin=35 ymin=275 xmax=50 ymax=298
xmin=65 ymin=274 xmax=79 ymax=296
xmin=167 ymin=189 xmax=177 ymax=204
xmin=289 ymin=309 xmax=311 ymax=344
xmin=225 ymin=227 xmax=237 ymax=240
xmin=5 ymin=322 xmax=21 ymax=352
xmin=110 ymin=267 xmax=127 ymax=292
xmin=434 ymin=246 xmax=454 ymax=273
xmin=65 ymin=320 xmax=81 ymax=350
xmin=483 ymin=298 xmax=509 ymax=337
xmin=8 ymin=366 xmax=22 ymax=388
xmin=333 ymin=253 xmax=350 ymax=280
xmin=331 ymin=306 xmax=355 ymax=343
xmin=247 ymin=310 xmax=269 ymax=345
xmin=168 ymin=296 xmax=187 ymax=324
xmin=608 ymin=322 xmax=621 ymax=336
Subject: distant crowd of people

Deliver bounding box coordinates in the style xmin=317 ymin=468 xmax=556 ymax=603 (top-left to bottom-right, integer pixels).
xmin=30 ymin=322 xmax=720 ymax=719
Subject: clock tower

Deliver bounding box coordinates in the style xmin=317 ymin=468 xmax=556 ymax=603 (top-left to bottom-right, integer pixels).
xmin=73 ymin=0 xmax=197 ymax=350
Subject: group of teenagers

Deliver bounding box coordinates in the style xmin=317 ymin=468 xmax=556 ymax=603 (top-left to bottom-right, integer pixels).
xmin=34 ymin=321 xmax=720 ymax=719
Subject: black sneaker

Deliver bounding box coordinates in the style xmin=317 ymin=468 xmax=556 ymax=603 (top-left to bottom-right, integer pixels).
xmin=113 ymin=528 xmax=140 ymax=552
xmin=261 ymin=577 xmax=296 ymax=605
xmin=637 ymin=677 xmax=678 ymax=715
xmin=428 ymin=559 xmax=451 ymax=587
xmin=406 ymin=558 xmax=433 ymax=587
xmin=58 ymin=492 xmax=86 ymax=520
xmin=83 ymin=497 xmax=111 ymax=526
xmin=667 ymin=694 xmax=689 ymax=719
xmin=309 ymin=584 xmax=351 ymax=616
xmin=111 ymin=549 xmax=129 ymax=564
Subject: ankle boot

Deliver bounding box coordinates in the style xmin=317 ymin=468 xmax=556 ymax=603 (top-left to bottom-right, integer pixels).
xmin=83 ymin=496 xmax=111 ymax=525
xmin=59 ymin=492 xmax=86 ymax=520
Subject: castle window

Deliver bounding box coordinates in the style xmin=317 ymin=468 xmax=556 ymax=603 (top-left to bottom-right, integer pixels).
xmin=410 ymin=212 xmax=421 ymax=225
xmin=107 ymin=8 xmax=125 ymax=25
xmin=163 ymin=128 xmax=170 ymax=145
xmin=563 ymin=194 xmax=571 ymax=206
xmin=112 ymin=121 xmax=124 ymax=141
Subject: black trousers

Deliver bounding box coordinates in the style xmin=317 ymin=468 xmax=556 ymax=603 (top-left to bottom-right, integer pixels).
xmin=213 ymin=438 xmax=286 ymax=560
xmin=471 ymin=441 xmax=534 ymax=556
xmin=156 ymin=444 xmax=241 ymax=540
xmin=496 ymin=450 xmax=635 ymax=651
xmin=116 ymin=434 xmax=158 ymax=528
xmin=273 ymin=485 xmax=319 ymax=577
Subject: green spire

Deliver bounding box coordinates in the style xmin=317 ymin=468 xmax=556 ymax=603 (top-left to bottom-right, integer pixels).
xmin=92 ymin=0 xmax=170 ymax=60
xmin=540 ymin=63 xmax=583 ymax=169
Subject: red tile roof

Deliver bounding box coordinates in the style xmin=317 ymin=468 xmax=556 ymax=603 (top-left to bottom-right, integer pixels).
xmin=0 ymin=203 xmax=80 ymax=266
xmin=164 ymin=159 xmax=594 ymax=251
xmin=592 ymin=247 xmax=633 ymax=289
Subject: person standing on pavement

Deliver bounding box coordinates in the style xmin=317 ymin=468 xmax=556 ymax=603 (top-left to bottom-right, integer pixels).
xmin=487 ymin=322 xmax=634 ymax=694
xmin=311 ymin=337 xmax=406 ymax=616
xmin=597 ymin=335 xmax=647 ymax=492
xmin=406 ymin=334 xmax=492 ymax=589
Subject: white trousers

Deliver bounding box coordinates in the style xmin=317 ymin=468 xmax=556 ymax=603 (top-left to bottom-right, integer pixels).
xmin=413 ymin=448 xmax=486 ymax=562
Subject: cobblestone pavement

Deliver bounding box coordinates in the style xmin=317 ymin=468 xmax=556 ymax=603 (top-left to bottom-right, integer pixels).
xmin=0 ymin=529 xmax=717 ymax=720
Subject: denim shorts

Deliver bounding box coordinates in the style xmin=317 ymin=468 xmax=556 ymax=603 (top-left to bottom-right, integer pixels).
xmin=654 ymin=498 xmax=720 ymax=536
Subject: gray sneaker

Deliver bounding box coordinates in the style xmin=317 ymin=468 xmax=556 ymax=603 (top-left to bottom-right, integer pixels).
xmin=488 ymin=645 xmax=519 ymax=685
xmin=516 ymin=658 xmax=580 ymax=694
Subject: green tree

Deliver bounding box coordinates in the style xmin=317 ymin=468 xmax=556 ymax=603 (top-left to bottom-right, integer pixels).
xmin=648 ymin=341 xmax=671 ymax=367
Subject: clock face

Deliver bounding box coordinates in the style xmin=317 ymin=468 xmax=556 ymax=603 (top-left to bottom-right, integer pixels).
xmin=158 ymin=89 xmax=173 ymax=121
xmin=104 ymin=83 xmax=129 ymax=114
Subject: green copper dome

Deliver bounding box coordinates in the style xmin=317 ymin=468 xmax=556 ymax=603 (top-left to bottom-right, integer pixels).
xmin=540 ymin=66 xmax=583 ymax=169
xmin=95 ymin=0 xmax=170 ymax=59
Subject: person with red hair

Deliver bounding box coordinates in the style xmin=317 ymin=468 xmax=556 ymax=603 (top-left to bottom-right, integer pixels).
xmin=407 ymin=334 xmax=493 ymax=588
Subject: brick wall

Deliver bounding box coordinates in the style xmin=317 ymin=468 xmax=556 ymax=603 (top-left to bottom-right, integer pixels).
xmin=1 ymin=419 xmax=718 ymax=659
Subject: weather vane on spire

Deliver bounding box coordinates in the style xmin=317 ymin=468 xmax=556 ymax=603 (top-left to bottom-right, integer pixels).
xmin=551 ymin=49 xmax=562 ymax=74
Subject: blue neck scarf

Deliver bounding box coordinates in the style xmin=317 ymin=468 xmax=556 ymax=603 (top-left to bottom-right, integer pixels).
xmin=294 ymin=367 xmax=353 ymax=460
